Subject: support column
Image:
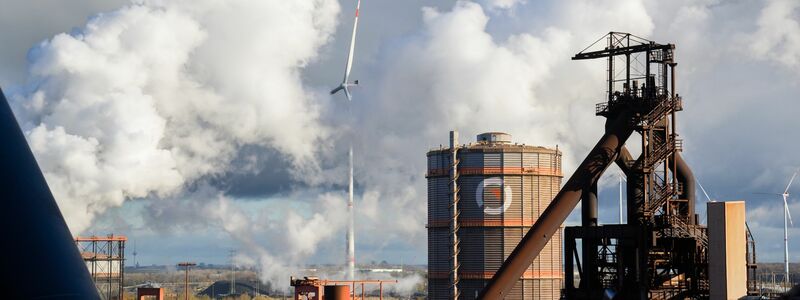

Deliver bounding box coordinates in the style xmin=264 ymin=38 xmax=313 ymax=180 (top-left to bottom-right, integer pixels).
xmin=580 ymin=183 xmax=599 ymax=298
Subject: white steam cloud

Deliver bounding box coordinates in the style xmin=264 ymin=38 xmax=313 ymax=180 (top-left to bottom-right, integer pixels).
xmin=13 ymin=0 xmax=340 ymax=233
xmin=205 ymin=192 xmax=348 ymax=287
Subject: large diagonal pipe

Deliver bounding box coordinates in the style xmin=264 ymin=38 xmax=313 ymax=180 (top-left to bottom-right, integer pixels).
xmin=0 ymin=88 xmax=99 ymax=299
xmin=479 ymin=109 xmax=635 ymax=299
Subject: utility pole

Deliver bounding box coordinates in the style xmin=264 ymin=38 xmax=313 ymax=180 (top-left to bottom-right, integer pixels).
xmin=178 ymin=262 xmax=196 ymax=300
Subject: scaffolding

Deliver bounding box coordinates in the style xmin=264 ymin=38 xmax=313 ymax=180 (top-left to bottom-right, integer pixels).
xmin=76 ymin=235 xmax=126 ymax=300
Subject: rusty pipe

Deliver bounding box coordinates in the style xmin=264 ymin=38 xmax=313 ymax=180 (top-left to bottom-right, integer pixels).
xmin=615 ymin=146 xmax=633 ymax=175
xmin=479 ymin=108 xmax=635 ymax=299
xmin=669 ymin=153 xmax=696 ymax=220
xmin=581 ymin=183 xmax=598 ymax=227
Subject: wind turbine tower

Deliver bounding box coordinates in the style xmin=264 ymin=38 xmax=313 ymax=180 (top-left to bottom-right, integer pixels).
xmin=781 ymin=171 xmax=797 ymax=289
xmin=330 ymin=0 xmax=362 ymax=281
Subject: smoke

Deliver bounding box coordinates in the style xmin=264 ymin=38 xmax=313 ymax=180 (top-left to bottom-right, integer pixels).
xmin=12 ymin=0 xmax=341 ymax=233
xmin=235 ymin=192 xmax=348 ymax=289
xmin=153 ymin=189 xmax=349 ymax=289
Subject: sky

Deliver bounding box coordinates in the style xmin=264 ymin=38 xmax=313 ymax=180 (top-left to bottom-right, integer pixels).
xmin=1 ymin=0 xmax=800 ymax=290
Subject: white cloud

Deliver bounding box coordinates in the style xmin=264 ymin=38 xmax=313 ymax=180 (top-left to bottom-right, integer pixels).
xmin=748 ymin=0 xmax=800 ymax=69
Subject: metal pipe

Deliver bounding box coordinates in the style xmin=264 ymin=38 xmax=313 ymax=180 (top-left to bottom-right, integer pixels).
xmin=449 ymin=130 xmax=460 ymax=300
xmin=670 ymin=63 xmax=678 ymax=202
xmin=479 ymin=108 xmax=635 ymax=299
xmin=668 ymin=153 xmax=696 ymax=219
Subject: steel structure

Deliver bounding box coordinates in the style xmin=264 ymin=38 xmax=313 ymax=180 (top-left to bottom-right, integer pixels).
xmin=478 ymin=32 xmax=735 ymax=299
xmin=0 ymin=87 xmax=99 ymax=299
xmin=428 ymin=132 xmax=563 ymax=299
xmin=76 ymin=235 xmax=127 ymax=300
xmin=567 ymin=32 xmax=708 ymax=299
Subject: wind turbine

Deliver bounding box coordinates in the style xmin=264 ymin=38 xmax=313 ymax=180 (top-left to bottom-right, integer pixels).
xmin=330 ymin=0 xmax=361 ymax=101
xmin=758 ymin=169 xmax=798 ymax=290
xmin=330 ymin=0 xmax=362 ymax=281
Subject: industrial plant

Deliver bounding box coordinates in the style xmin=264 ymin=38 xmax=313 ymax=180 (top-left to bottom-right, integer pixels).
xmin=1 ymin=0 xmax=799 ymax=298
xmin=421 ymin=32 xmax=770 ymax=300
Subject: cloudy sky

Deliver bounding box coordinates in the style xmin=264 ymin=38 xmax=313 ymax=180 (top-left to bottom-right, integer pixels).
xmin=1 ymin=0 xmax=800 ymax=289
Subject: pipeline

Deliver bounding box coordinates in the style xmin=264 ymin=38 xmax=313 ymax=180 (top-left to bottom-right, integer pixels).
xmin=671 ymin=153 xmax=696 ymax=222
xmin=616 ymin=150 xmax=696 ymax=224
xmin=0 ymin=88 xmax=99 ymax=299
xmin=479 ymin=107 xmax=635 ymax=299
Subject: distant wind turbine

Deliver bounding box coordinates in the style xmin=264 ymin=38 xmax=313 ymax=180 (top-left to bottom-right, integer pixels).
xmin=330 ymin=0 xmax=361 ymax=101
xmin=757 ymin=169 xmax=798 ymax=290
xmin=330 ymin=0 xmax=362 ymax=281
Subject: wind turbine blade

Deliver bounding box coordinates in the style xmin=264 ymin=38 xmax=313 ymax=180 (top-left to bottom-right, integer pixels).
xmin=344 ymin=87 xmax=352 ymax=102
xmin=785 ymin=170 xmax=798 ymax=195
xmin=697 ymin=179 xmax=713 ymax=202
xmin=342 ymin=0 xmax=360 ymax=84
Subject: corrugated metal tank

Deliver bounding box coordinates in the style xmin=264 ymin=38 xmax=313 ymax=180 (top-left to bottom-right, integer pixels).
xmin=427 ymin=132 xmax=563 ymax=300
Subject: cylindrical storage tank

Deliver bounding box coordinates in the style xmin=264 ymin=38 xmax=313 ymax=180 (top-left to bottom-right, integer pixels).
xmin=324 ymin=285 xmax=350 ymax=300
xmin=427 ymin=132 xmax=564 ymax=300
